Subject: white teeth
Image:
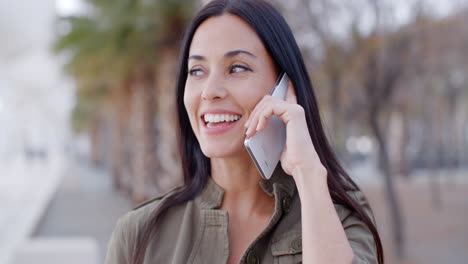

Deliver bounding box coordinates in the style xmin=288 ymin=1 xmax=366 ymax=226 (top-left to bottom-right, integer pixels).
xmin=204 ymin=113 xmax=241 ymax=123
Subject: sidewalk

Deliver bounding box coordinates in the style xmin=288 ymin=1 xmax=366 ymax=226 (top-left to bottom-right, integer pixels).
xmin=361 ymin=176 xmax=468 ymax=264
xmin=0 ymin=155 xmax=132 ymax=264
xmin=31 ymin=157 xmax=132 ymax=263
xmin=0 ymin=155 xmax=64 ymax=264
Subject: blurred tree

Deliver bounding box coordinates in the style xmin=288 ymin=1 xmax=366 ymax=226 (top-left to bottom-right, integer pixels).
xmin=282 ymin=0 xmax=468 ymax=258
xmin=283 ymin=0 xmax=415 ymax=257
xmin=353 ymin=27 xmax=411 ymax=257
xmin=54 ymin=0 xmax=196 ymax=202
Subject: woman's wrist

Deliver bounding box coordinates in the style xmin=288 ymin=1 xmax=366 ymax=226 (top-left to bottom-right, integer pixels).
xmin=291 ymin=163 xmax=328 ymax=196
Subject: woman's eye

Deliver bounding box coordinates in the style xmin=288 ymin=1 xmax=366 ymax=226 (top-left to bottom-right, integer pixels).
xmin=230 ymin=64 xmax=250 ymax=74
xmin=189 ymin=68 xmax=204 ymax=76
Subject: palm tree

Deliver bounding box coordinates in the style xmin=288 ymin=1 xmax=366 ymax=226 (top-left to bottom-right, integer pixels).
xmin=54 ymin=0 xmax=196 ymax=202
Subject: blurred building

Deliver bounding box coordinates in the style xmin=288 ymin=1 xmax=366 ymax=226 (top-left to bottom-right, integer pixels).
xmin=0 ymin=0 xmax=75 ymax=263
xmin=0 ymin=0 xmax=73 ymax=161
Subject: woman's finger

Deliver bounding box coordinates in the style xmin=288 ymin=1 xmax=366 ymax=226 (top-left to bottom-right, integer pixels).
xmin=250 ymin=99 xmax=293 ymax=135
xmin=245 ymin=97 xmax=267 ymax=136
xmin=285 ymin=80 xmax=297 ymax=104
xmin=255 ymin=108 xmax=270 ymax=132
xmin=246 ymin=91 xmax=301 ymax=138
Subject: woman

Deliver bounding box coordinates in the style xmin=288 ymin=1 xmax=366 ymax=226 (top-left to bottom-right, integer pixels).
xmin=105 ymin=0 xmax=383 ymax=263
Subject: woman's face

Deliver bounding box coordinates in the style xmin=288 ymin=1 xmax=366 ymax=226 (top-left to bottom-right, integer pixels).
xmin=184 ymin=14 xmax=277 ymax=158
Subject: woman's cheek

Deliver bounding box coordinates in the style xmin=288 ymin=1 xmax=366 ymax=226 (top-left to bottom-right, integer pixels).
xmin=241 ymin=90 xmax=264 ymax=113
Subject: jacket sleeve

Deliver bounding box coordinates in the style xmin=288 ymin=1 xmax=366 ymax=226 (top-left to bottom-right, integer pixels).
xmin=104 ymin=196 xmax=164 ymax=264
xmin=335 ymin=191 xmax=379 ymax=264
xmin=105 ymin=213 xmax=133 ymax=264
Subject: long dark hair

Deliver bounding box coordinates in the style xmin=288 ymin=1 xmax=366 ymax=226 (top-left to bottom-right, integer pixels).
xmin=132 ymin=1 xmax=384 ymax=263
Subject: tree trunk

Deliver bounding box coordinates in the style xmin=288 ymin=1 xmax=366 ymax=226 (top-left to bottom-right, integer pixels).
xmin=370 ymin=112 xmax=406 ymax=257
xmin=130 ymin=65 xmax=158 ymax=203
xmin=329 ymin=73 xmax=348 ymax=161
xmin=388 ymin=109 xmax=410 ymax=177
xmin=398 ymin=110 xmax=411 ymax=177
xmin=454 ymin=99 xmax=467 ymax=169
xmin=110 ymin=80 xmax=132 ymax=191
xmin=89 ymin=116 xmax=103 ymax=168
xmin=430 ymin=95 xmax=443 ymax=209
xmin=153 ymin=47 xmax=183 ymax=193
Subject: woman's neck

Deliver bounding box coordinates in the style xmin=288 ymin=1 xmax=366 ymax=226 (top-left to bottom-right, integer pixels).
xmin=210 ymin=154 xmax=274 ymax=220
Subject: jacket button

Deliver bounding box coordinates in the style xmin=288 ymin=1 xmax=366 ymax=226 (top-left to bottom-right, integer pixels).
xmin=291 ymin=236 xmax=302 ymax=253
xmin=246 ymin=250 xmax=259 ymax=264
xmin=282 ymin=195 xmax=291 ymax=213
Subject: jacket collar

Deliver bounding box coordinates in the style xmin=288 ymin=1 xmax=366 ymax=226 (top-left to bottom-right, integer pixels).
xmin=196 ymin=166 xmax=296 ymax=210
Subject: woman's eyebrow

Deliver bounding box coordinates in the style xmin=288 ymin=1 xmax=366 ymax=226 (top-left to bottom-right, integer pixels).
xmin=188 ymin=54 xmax=205 ymax=61
xmin=188 ymin=49 xmax=257 ymax=61
xmin=224 ymin=49 xmax=257 ymax=58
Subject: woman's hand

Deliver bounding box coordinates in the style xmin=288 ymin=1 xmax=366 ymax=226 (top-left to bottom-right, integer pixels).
xmin=244 ymin=81 xmax=326 ymax=181
xmin=245 ymin=82 xmax=354 ymax=263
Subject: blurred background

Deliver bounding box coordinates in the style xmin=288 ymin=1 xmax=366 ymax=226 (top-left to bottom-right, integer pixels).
xmin=0 ymin=0 xmax=467 ymax=263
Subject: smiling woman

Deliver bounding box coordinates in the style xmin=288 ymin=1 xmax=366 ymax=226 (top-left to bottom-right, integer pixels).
xmin=105 ymin=1 xmax=383 ymax=264
xmin=184 ymin=14 xmax=277 ymax=159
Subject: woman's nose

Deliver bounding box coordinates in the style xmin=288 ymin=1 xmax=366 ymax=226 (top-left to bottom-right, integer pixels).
xmin=201 ymin=75 xmax=228 ymax=101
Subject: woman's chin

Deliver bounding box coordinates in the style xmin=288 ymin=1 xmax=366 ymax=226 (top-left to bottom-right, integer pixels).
xmin=200 ymin=144 xmax=244 ymax=159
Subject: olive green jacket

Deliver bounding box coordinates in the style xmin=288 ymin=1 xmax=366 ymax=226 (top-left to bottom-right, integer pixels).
xmin=105 ymin=170 xmax=377 ymax=264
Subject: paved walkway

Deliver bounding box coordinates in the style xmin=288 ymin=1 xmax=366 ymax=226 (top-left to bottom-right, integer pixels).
xmin=0 ymin=156 xmax=63 ymax=264
xmin=32 ymin=158 xmax=132 ymax=263
xmin=361 ymin=174 xmax=468 ymax=264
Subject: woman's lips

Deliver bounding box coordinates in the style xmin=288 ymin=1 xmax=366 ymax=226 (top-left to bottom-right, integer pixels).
xmin=199 ymin=109 xmax=243 ymax=135
xmin=200 ymin=114 xmax=243 ymax=135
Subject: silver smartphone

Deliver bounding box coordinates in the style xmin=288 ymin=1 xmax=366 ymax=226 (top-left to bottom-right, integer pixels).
xmin=244 ymin=73 xmax=289 ymax=180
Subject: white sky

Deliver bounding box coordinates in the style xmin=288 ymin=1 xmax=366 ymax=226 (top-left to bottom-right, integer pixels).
xmin=55 ymin=0 xmax=89 ymax=17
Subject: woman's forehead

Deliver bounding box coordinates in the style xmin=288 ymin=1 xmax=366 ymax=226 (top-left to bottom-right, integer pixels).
xmin=188 ymin=14 xmax=268 ymax=59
